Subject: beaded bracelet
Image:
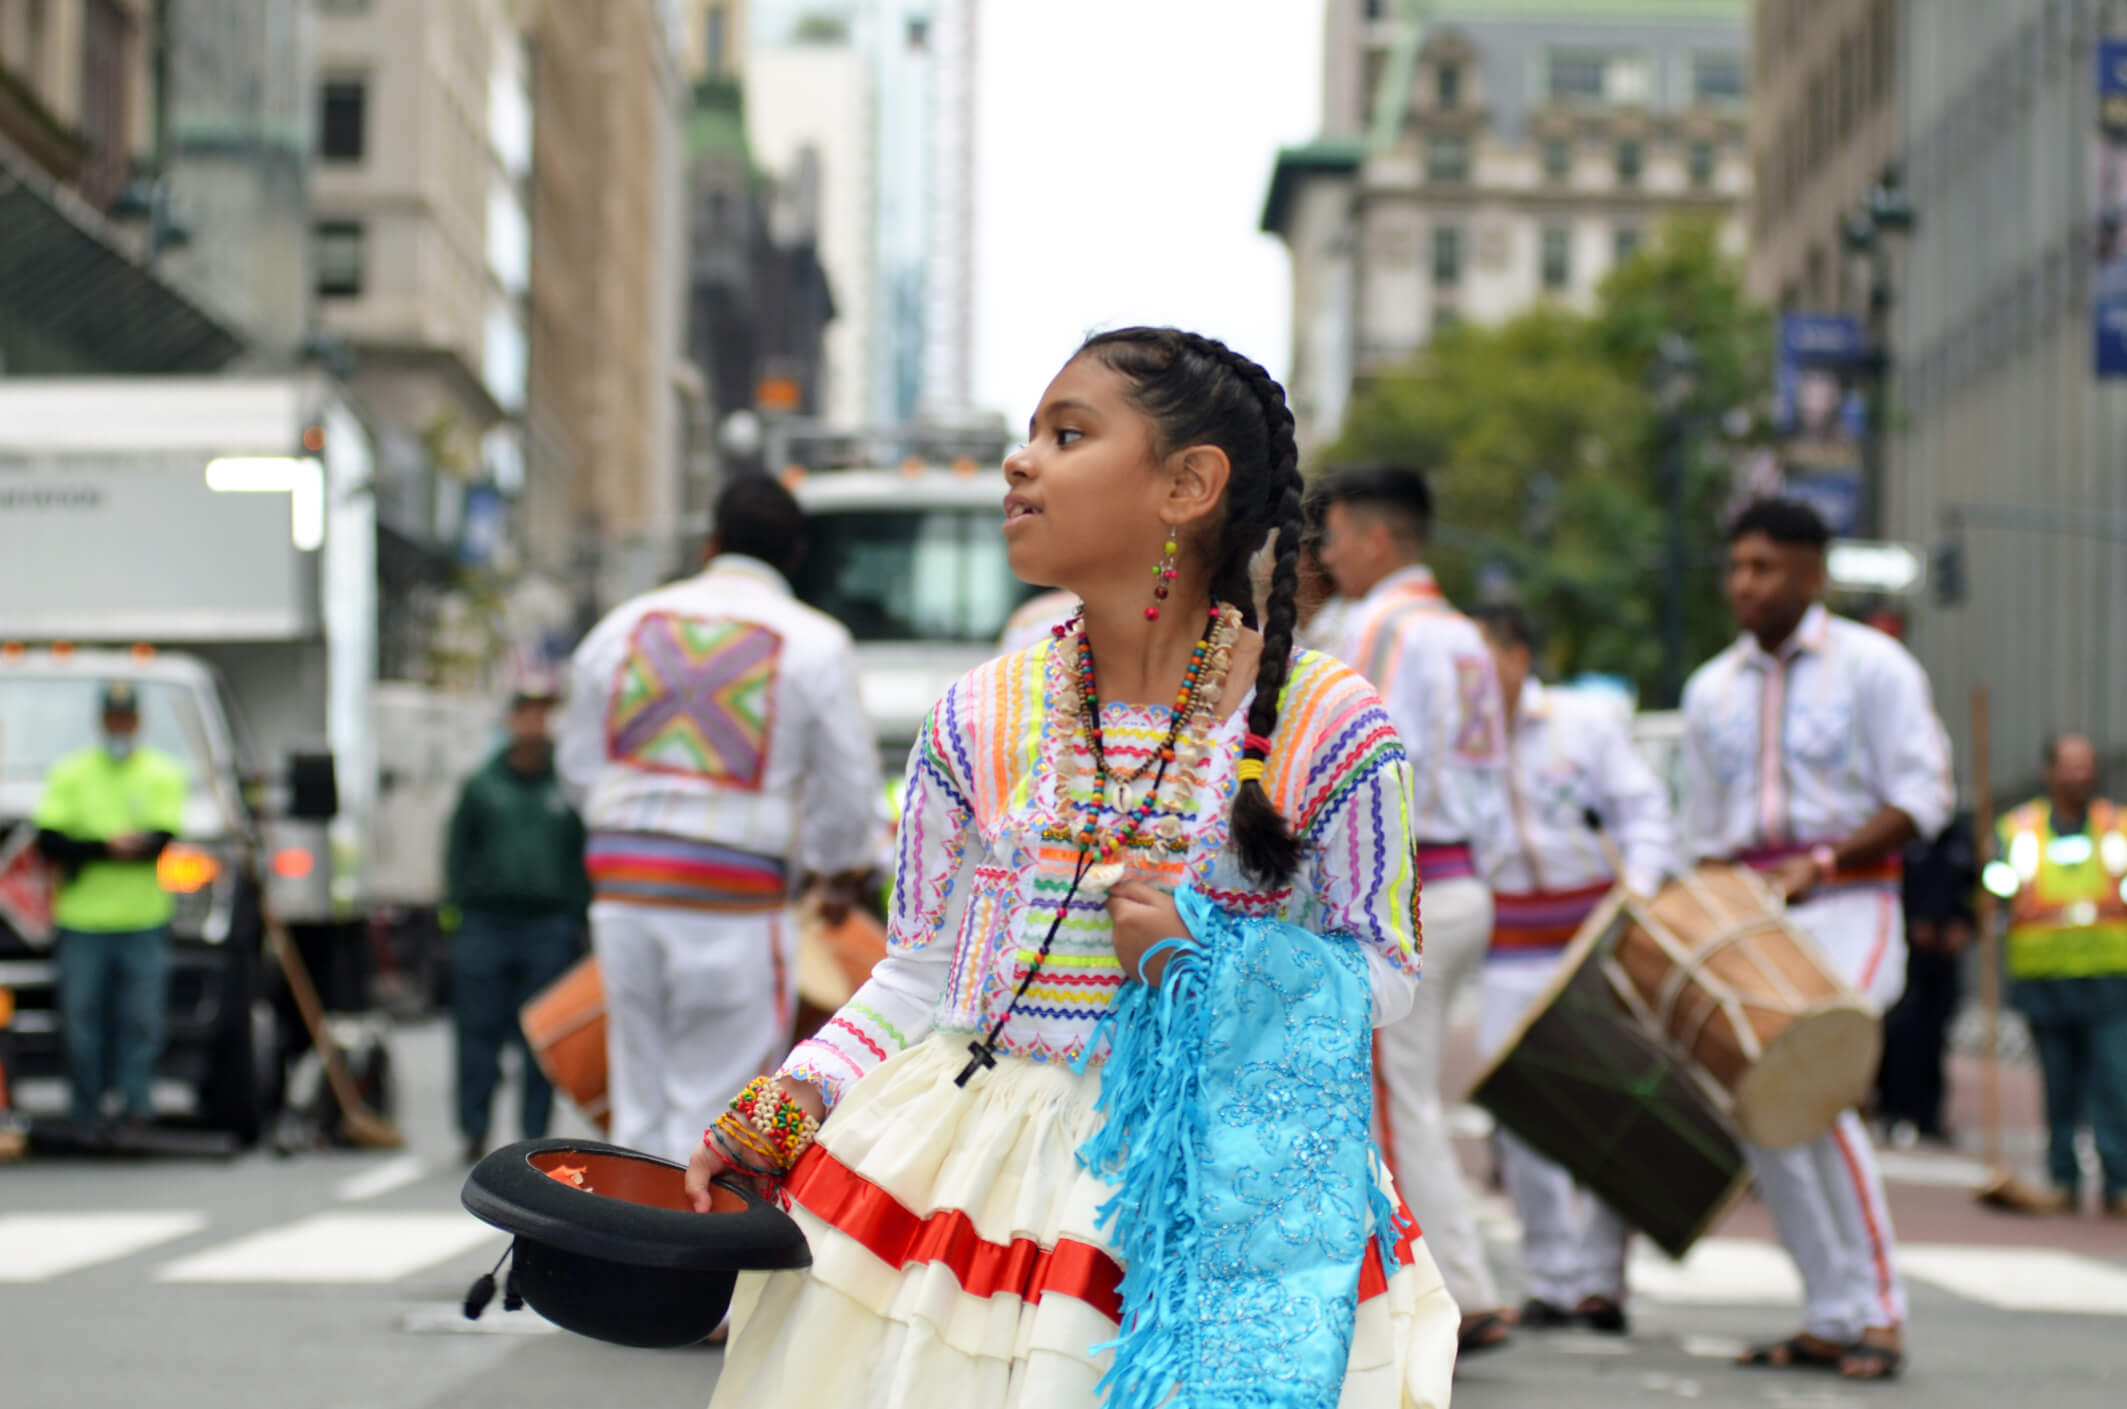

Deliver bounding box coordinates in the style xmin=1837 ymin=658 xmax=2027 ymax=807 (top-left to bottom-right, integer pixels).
xmin=706 ymin=1121 xmax=780 ymax=1179
xmin=704 ymin=1075 xmax=821 ymax=1177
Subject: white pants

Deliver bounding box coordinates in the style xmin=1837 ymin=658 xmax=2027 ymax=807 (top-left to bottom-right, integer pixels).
xmin=1478 ymin=954 xmax=1631 ymax=1307
xmin=1745 ymin=884 xmax=1908 ymax=1341
xmin=592 ymin=900 xmax=796 ymax=1165
xmin=1373 ymin=874 xmax=1499 ymax=1314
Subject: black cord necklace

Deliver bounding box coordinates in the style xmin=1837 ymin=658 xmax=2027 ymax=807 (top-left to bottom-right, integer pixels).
xmin=954 ymin=611 xmax=1215 ymax=1088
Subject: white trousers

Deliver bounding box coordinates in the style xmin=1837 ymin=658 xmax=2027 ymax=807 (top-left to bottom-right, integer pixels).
xmin=1478 ymin=954 xmax=1631 ymax=1307
xmin=1373 ymin=874 xmax=1499 ymax=1314
xmin=592 ymin=900 xmax=796 ymax=1165
xmin=1745 ymin=884 xmax=1908 ymax=1342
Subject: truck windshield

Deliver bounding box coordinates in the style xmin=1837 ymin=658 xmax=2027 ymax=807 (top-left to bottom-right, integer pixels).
xmin=792 ymin=508 xmax=1036 ymax=644
xmin=0 ymin=677 xmax=207 ymax=785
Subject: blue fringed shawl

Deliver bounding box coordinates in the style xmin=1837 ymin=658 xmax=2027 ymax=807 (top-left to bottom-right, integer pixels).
xmin=1073 ymin=885 xmax=1403 ymax=1409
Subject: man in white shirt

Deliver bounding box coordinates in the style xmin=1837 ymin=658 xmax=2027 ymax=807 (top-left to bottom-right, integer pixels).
xmin=558 ymin=476 xmax=884 ymax=1162
xmin=1473 ymin=604 xmax=1678 ymax=1335
xmin=1317 ymin=464 xmax=1514 ymax=1353
xmin=1682 ymin=498 xmax=1952 ymax=1382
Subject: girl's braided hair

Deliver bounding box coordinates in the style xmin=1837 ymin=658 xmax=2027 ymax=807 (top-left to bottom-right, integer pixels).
xmin=1076 ymin=326 xmax=1307 ymax=886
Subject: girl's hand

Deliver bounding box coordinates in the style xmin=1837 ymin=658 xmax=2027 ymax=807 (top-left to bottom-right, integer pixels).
xmin=685 ymin=1077 xmax=827 ymax=1213
xmin=685 ymin=1135 xmax=737 ymax=1212
xmin=1107 ymin=878 xmax=1193 ymax=986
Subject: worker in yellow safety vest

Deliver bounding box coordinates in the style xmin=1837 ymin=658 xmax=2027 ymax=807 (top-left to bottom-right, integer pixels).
xmin=1984 ymin=733 xmax=2127 ymax=1215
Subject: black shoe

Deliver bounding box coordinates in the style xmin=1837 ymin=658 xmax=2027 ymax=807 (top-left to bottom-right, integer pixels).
xmin=462 ymin=1135 xmax=488 ymax=1166
xmin=1575 ymin=1296 xmax=1629 ymax=1335
xmin=1518 ymin=1297 xmax=1573 ymax=1329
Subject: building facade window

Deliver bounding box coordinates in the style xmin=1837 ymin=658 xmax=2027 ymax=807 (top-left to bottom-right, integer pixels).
xmin=1616 ymin=138 xmax=1642 ymax=186
xmin=1437 ymin=61 xmax=1461 ymax=109
xmin=319 ymin=78 xmax=366 ymax=162
xmin=704 ymin=5 xmax=729 ymax=75
xmin=315 ymin=220 xmax=365 ymax=297
xmin=1693 ymin=53 xmax=1745 ymax=102
xmin=1548 ymin=52 xmax=1606 ymax=103
xmin=1364 ymin=0 xmax=1387 ymax=19
xmin=1613 ymin=225 xmax=1643 ymax=265
xmin=1542 ymin=136 xmax=1571 ymax=183
xmin=1426 ymin=132 xmax=1470 ymax=184
xmin=1541 ymin=227 xmax=1571 ymax=289
xmin=1688 ymin=140 xmax=1716 ymax=189
xmin=1431 ymin=226 xmax=1463 ymax=287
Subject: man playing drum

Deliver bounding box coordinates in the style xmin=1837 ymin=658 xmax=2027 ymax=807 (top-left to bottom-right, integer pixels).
xmin=1474 ymin=605 xmax=1678 ymax=1335
xmin=1681 ymin=497 xmax=1953 ymax=1382
xmin=558 ymin=477 xmax=884 ymax=1163
xmin=1317 ymin=464 xmax=1516 ymax=1354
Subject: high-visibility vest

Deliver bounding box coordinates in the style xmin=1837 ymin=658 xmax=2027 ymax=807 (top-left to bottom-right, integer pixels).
xmin=1997 ymin=798 xmax=2127 ymax=980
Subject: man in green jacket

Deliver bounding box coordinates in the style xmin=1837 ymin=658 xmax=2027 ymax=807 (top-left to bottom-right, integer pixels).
xmin=32 ymin=683 xmax=187 ymax=1132
xmin=445 ymin=686 xmax=590 ymax=1162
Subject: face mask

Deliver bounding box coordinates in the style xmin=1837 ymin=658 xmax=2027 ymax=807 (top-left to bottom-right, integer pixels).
xmin=105 ymin=735 xmax=135 ymax=761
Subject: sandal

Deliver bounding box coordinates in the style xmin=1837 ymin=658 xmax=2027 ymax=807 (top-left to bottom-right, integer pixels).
xmin=1457 ymin=1311 xmax=1512 ymax=1356
xmin=1517 ymin=1298 xmax=1573 ymax=1329
xmin=1738 ymin=1334 xmax=1843 ymax=1371
xmin=1839 ymin=1339 xmax=1904 ymax=1381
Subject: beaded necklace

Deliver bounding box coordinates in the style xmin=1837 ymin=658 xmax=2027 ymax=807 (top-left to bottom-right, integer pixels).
xmin=955 ymin=601 xmax=1241 ymax=1088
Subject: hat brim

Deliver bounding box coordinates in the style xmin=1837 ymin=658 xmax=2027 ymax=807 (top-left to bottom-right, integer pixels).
xmin=463 ymin=1138 xmax=810 ymax=1272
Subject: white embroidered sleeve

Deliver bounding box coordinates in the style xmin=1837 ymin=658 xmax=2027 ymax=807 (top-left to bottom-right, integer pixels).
xmin=1679 ymin=673 xmax=1727 ymax=863
xmin=1595 ymin=711 xmax=1680 ymax=895
xmin=1858 ymin=644 xmax=1955 ymax=842
xmin=1302 ymin=685 xmax=1422 ymax=1028
xmin=795 ymin=635 xmax=889 ymax=878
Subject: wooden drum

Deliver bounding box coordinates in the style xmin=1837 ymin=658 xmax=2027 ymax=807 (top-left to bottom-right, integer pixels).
xmin=1608 ymin=864 xmax=1880 ymax=1149
xmin=522 ymin=956 xmax=610 ymax=1134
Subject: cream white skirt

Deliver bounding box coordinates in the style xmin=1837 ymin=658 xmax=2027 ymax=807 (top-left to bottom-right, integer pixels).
xmin=707 ymin=1034 xmax=1461 ymax=1409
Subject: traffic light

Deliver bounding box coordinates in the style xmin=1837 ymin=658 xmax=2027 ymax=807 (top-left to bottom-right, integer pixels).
xmin=1932 ymin=539 xmax=1964 ymax=608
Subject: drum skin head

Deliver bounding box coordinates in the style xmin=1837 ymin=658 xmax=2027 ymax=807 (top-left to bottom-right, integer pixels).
xmin=461 ymin=1138 xmax=811 ymax=1348
xmin=1731 ymin=1001 xmax=1882 ymax=1149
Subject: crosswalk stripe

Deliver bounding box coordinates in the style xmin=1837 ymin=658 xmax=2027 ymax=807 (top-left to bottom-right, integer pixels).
xmin=1628 ymin=1237 xmax=1803 ymax=1305
xmin=157 ymin=1212 xmax=497 ymax=1284
xmin=335 ymin=1154 xmax=429 ymax=1203
xmin=0 ymin=1212 xmax=208 ymax=1282
xmin=1900 ymin=1244 xmax=2127 ymax=1315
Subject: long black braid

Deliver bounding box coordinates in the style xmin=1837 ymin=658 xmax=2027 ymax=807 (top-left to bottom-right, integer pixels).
xmin=1078 ymin=327 xmax=1309 ymax=886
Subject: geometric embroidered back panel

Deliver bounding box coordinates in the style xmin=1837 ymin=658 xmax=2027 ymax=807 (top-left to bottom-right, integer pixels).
xmin=605 ymin=612 xmax=784 ymax=790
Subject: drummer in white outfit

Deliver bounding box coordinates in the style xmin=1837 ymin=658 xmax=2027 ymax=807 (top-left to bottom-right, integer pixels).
xmin=1318 ymin=465 xmax=1515 ymax=1352
xmin=558 ymin=476 xmax=884 ymax=1163
xmin=1473 ymin=604 xmax=1678 ymax=1334
xmin=1681 ymin=498 xmax=1952 ymax=1382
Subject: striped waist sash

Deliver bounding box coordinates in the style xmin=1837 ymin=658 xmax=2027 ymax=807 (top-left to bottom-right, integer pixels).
xmin=1736 ymin=842 xmax=1901 ymax=891
xmin=1490 ymin=881 xmax=1614 ymax=951
xmin=1414 ymin=842 xmax=1476 ymax=885
xmin=586 ymin=831 xmax=788 ymax=913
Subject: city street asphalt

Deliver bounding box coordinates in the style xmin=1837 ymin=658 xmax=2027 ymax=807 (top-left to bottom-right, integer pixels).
xmin=3 ymin=1017 xmax=2124 ymax=1408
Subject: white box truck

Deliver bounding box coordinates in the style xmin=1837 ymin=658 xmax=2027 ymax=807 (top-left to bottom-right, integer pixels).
xmin=0 ymin=375 xmax=385 ymax=1141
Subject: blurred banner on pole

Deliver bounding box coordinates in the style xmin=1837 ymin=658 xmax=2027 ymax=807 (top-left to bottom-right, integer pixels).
xmin=1771 ymin=313 xmax=1868 ymax=534
xmin=2092 ymin=40 xmax=2127 ymax=376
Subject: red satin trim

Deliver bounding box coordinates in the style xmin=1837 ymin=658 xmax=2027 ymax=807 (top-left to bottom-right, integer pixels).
xmin=784 ymin=1144 xmax=1421 ymax=1323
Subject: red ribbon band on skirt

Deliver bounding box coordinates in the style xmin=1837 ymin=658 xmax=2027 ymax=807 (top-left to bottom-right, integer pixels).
xmin=784 ymin=1143 xmax=1421 ymax=1323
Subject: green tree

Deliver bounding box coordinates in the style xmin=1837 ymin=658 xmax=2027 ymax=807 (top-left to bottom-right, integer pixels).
xmin=1322 ymin=219 xmax=1771 ymax=703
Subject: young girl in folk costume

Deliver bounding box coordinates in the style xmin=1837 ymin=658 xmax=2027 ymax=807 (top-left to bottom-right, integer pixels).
xmin=687 ymin=329 xmax=1460 ymax=1408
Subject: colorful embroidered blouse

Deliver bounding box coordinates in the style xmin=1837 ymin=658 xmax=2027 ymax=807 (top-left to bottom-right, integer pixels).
xmin=780 ymin=640 xmax=1423 ymax=1108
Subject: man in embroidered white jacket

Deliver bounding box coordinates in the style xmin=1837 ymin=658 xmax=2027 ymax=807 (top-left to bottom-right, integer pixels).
xmin=559 ymin=476 xmax=883 ymax=1162
xmin=1683 ymin=497 xmax=1952 ymax=1382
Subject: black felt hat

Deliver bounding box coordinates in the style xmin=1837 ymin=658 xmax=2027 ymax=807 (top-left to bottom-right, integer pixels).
xmin=460 ymin=1138 xmax=810 ymax=1348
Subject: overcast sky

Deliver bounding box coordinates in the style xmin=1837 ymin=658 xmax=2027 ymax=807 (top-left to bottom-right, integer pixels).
xmin=969 ymin=2 xmax=1325 ymax=428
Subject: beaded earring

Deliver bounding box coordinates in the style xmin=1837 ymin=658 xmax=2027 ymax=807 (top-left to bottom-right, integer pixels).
xmin=1148 ymin=524 xmax=1179 ymax=620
